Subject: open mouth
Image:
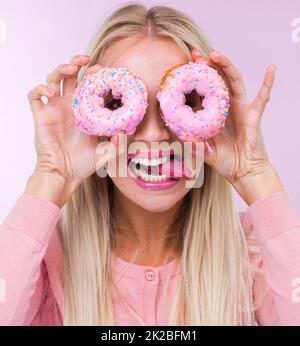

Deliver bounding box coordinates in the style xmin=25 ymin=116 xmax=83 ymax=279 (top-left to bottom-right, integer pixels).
xmin=127 ymin=150 xmax=191 ymax=190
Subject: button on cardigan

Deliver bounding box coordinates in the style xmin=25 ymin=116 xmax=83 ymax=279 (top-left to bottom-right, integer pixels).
xmin=0 ymin=191 xmax=300 ymax=325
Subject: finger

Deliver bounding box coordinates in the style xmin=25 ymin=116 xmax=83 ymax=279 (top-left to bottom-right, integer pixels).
xmin=194 ymin=56 xmax=215 ymax=68
xmin=192 ymin=49 xmax=235 ymax=103
xmin=192 ymin=49 xmax=208 ymax=62
xmin=192 ymin=48 xmax=230 ymax=86
xmin=62 ymin=55 xmax=90 ymax=96
xmin=69 ymin=54 xmax=90 ymax=65
xmin=208 ymin=50 xmax=247 ymax=101
xmin=64 ymin=63 xmax=102 ymax=99
xmin=192 ymin=48 xmax=215 ymax=67
xmin=203 ymin=137 xmax=217 ymax=167
xmin=46 ymin=64 xmax=80 ymax=95
xmin=83 ymin=64 xmax=102 ymax=77
xmin=27 ymin=84 xmax=57 ymax=113
xmin=191 ymin=48 xmax=201 ymax=59
xmin=251 ymin=64 xmax=276 ymax=115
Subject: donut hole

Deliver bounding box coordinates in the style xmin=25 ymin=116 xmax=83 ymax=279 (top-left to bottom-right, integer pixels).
xmin=184 ymin=89 xmax=204 ymax=112
xmin=103 ymin=89 xmax=123 ymax=111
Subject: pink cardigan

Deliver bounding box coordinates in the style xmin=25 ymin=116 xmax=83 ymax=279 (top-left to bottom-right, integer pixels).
xmin=0 ymin=191 xmax=300 ymax=326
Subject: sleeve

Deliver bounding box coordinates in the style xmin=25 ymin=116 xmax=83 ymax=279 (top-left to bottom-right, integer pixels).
xmin=0 ymin=194 xmax=61 ymax=326
xmin=29 ymin=268 xmax=63 ymax=326
xmin=240 ymin=190 xmax=300 ymax=326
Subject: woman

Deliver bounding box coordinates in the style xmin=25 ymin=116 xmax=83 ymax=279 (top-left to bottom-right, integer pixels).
xmin=0 ymin=3 xmax=300 ymax=326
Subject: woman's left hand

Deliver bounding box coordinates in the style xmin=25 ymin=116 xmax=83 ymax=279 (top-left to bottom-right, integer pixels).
xmin=191 ymin=49 xmax=284 ymax=205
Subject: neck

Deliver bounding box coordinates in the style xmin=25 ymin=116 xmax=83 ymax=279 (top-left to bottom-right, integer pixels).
xmin=112 ymin=188 xmax=184 ymax=265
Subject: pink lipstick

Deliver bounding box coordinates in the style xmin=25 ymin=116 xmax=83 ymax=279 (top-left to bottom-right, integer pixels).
xmin=127 ymin=150 xmax=193 ymax=191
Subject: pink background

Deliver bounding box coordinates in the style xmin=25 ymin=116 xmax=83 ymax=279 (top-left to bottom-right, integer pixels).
xmin=0 ymin=0 xmax=299 ymax=220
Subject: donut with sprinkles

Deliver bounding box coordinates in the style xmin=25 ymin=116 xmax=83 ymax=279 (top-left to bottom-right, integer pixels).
xmin=72 ymin=67 xmax=148 ymax=136
xmin=157 ymin=62 xmax=230 ymax=142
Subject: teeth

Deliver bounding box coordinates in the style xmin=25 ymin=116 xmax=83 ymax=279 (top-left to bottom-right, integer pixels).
xmin=133 ymin=168 xmax=169 ymax=181
xmin=139 ymin=174 xmax=169 ymax=182
xmin=128 ymin=159 xmax=170 ymax=182
xmin=128 ymin=154 xmax=174 ymax=182
xmin=131 ymin=156 xmax=169 ymax=166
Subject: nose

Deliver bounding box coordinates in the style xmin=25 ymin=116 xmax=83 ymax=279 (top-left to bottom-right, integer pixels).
xmin=133 ymin=101 xmax=171 ymax=143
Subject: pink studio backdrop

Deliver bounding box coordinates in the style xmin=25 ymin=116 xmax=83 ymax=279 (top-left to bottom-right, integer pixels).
xmin=0 ymin=0 xmax=299 ymax=220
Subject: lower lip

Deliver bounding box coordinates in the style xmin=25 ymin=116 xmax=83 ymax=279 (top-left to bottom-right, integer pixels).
xmin=133 ymin=175 xmax=179 ymax=190
xmin=128 ymin=161 xmax=180 ymax=190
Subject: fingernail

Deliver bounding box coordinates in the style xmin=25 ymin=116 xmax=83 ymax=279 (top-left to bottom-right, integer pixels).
xmin=47 ymin=89 xmax=56 ymax=95
xmin=204 ymin=140 xmax=214 ymax=154
xmin=86 ymin=65 xmax=101 ymax=74
xmin=93 ymin=64 xmax=102 ymax=70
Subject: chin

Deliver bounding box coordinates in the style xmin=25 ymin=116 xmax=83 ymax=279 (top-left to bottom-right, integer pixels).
xmin=109 ymin=175 xmax=190 ymax=213
xmin=133 ymin=196 xmax=181 ymax=213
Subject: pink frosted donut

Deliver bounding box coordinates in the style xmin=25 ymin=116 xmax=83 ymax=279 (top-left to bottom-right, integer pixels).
xmin=72 ymin=67 xmax=148 ymax=136
xmin=156 ymin=62 xmax=230 ymax=142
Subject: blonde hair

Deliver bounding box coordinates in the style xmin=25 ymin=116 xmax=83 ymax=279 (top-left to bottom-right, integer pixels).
xmin=61 ymin=2 xmax=259 ymax=325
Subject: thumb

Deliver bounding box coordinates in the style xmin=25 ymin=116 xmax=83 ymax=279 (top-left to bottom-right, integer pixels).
xmin=203 ymin=139 xmax=217 ymax=167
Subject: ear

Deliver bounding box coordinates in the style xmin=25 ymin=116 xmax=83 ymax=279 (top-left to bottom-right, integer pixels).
xmin=191 ymin=48 xmax=208 ymax=64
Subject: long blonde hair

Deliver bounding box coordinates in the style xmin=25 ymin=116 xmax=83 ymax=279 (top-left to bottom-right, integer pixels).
xmin=61 ymin=2 xmax=258 ymax=325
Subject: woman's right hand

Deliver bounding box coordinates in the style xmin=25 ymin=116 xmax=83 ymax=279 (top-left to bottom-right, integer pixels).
xmin=24 ymin=55 xmax=119 ymax=207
